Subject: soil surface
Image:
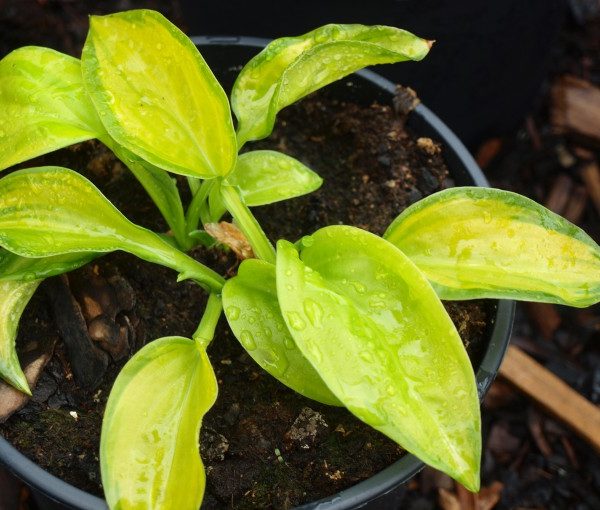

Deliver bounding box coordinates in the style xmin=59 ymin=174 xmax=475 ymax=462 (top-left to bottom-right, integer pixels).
xmin=0 ymin=87 xmax=492 ymax=509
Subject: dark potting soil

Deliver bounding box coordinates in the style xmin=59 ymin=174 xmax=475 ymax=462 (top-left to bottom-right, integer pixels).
xmin=0 ymin=92 xmax=493 ymax=509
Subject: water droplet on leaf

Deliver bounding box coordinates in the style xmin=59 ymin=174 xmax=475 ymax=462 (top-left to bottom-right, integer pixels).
xmin=301 ymin=235 xmax=314 ymax=247
xmin=287 ymin=312 xmax=306 ymax=331
xmin=351 ymin=281 xmax=366 ymax=294
xmin=240 ymin=330 xmax=257 ymax=350
xmin=283 ymin=335 xmax=296 ymax=350
xmin=303 ymin=298 xmax=323 ymax=327
xmin=359 ymin=351 xmax=373 ymax=363
xmin=226 ymin=306 xmax=240 ymax=320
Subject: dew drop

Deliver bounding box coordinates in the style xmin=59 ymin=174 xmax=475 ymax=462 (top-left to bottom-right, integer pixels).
xmin=283 ymin=335 xmax=296 ymax=350
xmin=308 ymin=344 xmax=323 ymax=363
xmin=375 ymin=270 xmax=388 ymax=281
xmin=303 ymin=298 xmax=323 ymax=327
xmin=239 ymin=330 xmax=257 ymax=350
xmin=22 ymin=271 xmax=36 ymax=281
xmin=287 ymin=312 xmax=306 ymax=331
xmin=351 ymin=281 xmax=366 ymax=294
xmin=455 ymin=388 xmax=467 ymax=399
xmin=301 ymin=235 xmax=314 ymax=247
xmin=368 ymin=296 xmax=387 ymax=309
xmin=355 ymin=407 xmax=385 ymax=426
xmin=359 ymin=351 xmax=373 ymax=363
xmin=315 ymin=30 xmax=329 ymax=43
xmin=263 ymin=349 xmax=289 ymax=377
xmin=226 ymin=306 xmax=240 ymax=320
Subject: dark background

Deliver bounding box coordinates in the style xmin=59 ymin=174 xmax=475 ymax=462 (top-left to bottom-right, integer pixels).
xmin=0 ymin=0 xmax=566 ymax=148
xmin=182 ymin=0 xmax=566 ymax=148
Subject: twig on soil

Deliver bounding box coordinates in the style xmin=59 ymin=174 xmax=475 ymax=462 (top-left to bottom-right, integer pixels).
xmin=552 ymin=75 xmax=600 ymax=142
xmin=545 ymin=173 xmax=573 ymax=214
xmin=525 ymin=303 xmax=561 ymax=340
xmin=579 ymin=161 xmax=600 ymax=215
xmin=525 ymin=116 xmax=543 ymax=151
xmin=499 ymin=345 xmax=600 ymax=453
xmin=563 ymin=185 xmax=588 ymax=224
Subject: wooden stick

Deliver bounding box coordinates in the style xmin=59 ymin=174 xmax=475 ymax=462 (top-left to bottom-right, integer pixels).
xmin=563 ymin=185 xmax=588 ymax=224
xmin=525 ymin=302 xmax=561 ymax=340
xmin=544 ymin=173 xmax=573 ymax=215
xmin=475 ymin=138 xmax=503 ymax=169
xmin=552 ymin=75 xmax=600 ymax=141
xmin=580 ymin=161 xmax=600 ymax=216
xmin=499 ymin=345 xmax=600 ymax=453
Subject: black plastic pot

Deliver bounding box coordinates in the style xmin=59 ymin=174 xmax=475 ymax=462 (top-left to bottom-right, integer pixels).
xmin=182 ymin=0 xmax=567 ymax=148
xmin=0 ymin=37 xmax=514 ymax=510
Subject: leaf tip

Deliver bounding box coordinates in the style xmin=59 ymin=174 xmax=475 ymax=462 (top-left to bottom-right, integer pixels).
xmin=3 ymin=370 xmax=32 ymax=396
xmin=20 ymin=382 xmax=33 ymax=397
xmin=458 ymin=472 xmax=481 ymax=493
xmin=177 ymin=272 xmax=191 ymax=283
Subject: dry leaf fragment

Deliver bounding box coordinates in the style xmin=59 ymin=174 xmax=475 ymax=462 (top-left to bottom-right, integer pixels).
xmin=477 ymin=481 xmax=504 ymax=510
xmin=438 ymin=481 xmax=503 ymax=510
xmin=205 ymin=222 xmax=255 ymax=260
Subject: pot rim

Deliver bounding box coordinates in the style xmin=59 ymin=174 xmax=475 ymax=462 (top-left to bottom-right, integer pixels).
xmin=0 ymin=35 xmax=514 ymax=510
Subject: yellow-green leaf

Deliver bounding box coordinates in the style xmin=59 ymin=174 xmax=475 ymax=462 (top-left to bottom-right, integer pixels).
xmin=0 ymin=46 xmax=104 ymax=170
xmin=0 ymin=249 xmax=96 ymax=282
xmin=106 ymin=142 xmax=189 ymax=249
xmin=232 ymin=24 xmax=431 ymax=146
xmin=385 ymin=187 xmax=600 ymax=307
xmin=223 ymin=258 xmax=340 ymax=405
xmin=224 ymin=150 xmax=322 ymax=206
xmin=0 ymin=167 xmax=224 ymax=293
xmin=276 ymin=227 xmax=480 ymax=490
xmin=82 ymin=9 xmax=237 ymax=178
xmin=0 ymin=279 xmax=40 ymax=394
xmin=101 ymin=336 xmax=217 ymax=509
xmin=0 ymin=46 xmax=188 ymax=243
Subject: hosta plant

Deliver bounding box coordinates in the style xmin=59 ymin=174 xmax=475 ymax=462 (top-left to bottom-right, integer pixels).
xmin=1 ymin=9 xmax=599 ymax=509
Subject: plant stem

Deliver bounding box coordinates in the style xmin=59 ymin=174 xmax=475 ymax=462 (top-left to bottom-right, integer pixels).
xmin=187 ymin=176 xmax=201 ymax=196
xmin=101 ymin=137 xmax=191 ymax=251
xmin=193 ymin=293 xmax=223 ymax=349
xmin=208 ymin=183 xmax=227 ymax=222
xmin=186 ymin=179 xmax=214 ymax=234
xmin=220 ymin=185 xmax=276 ymax=264
xmin=123 ymin=229 xmax=225 ymax=293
